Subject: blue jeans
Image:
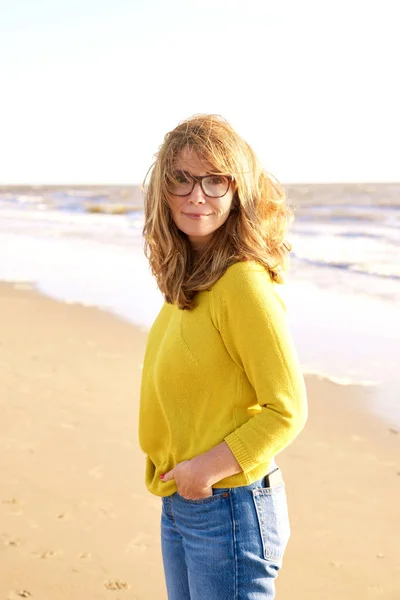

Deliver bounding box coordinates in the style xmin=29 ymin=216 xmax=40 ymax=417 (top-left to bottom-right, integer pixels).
xmin=161 ymin=468 xmax=290 ymax=599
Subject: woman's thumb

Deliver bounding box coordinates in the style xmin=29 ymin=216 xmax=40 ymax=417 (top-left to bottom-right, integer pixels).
xmin=160 ymin=469 xmax=174 ymax=482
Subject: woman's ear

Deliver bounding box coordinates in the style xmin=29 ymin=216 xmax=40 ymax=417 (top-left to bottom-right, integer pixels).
xmin=230 ymin=190 xmax=240 ymax=212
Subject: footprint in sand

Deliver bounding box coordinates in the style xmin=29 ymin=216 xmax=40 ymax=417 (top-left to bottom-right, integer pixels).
xmin=6 ymin=538 xmax=24 ymax=547
xmin=7 ymin=592 xmax=32 ymax=599
xmin=31 ymin=549 xmax=57 ymax=559
xmin=1 ymin=535 xmax=25 ymax=547
xmin=329 ymin=560 xmax=344 ymax=568
xmin=56 ymin=512 xmax=69 ymax=520
xmin=124 ymin=532 xmax=153 ymax=554
xmin=104 ymin=580 xmax=130 ymax=591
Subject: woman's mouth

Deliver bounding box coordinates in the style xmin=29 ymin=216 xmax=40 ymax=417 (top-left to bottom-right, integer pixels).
xmin=183 ymin=213 xmax=211 ymax=219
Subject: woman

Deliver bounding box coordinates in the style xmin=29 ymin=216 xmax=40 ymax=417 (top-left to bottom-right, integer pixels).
xmin=139 ymin=114 xmax=308 ymax=600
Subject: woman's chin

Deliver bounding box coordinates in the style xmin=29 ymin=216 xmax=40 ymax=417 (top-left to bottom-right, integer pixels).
xmin=178 ymin=223 xmax=215 ymax=238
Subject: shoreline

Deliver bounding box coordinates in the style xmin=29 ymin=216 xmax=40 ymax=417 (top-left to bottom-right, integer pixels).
xmin=1 ymin=281 xmax=399 ymax=599
xmin=9 ymin=278 xmax=400 ymax=429
xmin=2 ymin=214 xmax=399 ymax=403
xmin=5 ymin=279 xmax=398 ymax=400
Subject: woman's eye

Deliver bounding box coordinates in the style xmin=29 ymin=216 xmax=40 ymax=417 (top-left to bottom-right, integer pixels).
xmin=177 ymin=176 xmax=189 ymax=183
xmin=209 ymin=176 xmax=224 ymax=185
xmin=175 ymin=173 xmax=190 ymax=184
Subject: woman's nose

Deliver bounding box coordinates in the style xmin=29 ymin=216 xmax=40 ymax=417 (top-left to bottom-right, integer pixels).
xmin=188 ymin=181 xmax=206 ymax=204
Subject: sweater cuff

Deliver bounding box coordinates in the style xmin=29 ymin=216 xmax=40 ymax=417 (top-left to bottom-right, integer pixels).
xmin=224 ymin=431 xmax=256 ymax=473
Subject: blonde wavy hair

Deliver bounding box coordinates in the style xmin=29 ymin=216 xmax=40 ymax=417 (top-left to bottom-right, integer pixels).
xmin=143 ymin=114 xmax=292 ymax=310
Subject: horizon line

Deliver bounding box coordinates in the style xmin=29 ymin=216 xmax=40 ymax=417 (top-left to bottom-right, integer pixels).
xmin=1 ymin=180 xmax=400 ymax=188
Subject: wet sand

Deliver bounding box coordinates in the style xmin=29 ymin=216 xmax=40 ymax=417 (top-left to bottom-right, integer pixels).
xmin=0 ymin=282 xmax=399 ymax=599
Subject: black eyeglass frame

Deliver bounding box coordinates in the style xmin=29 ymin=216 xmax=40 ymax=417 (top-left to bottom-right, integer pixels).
xmin=166 ymin=171 xmax=234 ymax=198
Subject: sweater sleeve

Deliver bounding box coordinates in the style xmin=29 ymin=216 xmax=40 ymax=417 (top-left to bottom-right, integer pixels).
xmin=210 ymin=262 xmax=308 ymax=473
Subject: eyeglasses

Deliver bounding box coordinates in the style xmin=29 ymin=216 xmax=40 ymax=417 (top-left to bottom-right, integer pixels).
xmin=166 ymin=170 xmax=233 ymax=198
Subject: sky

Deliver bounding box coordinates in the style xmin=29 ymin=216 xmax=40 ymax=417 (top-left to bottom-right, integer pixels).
xmin=0 ymin=0 xmax=399 ymax=184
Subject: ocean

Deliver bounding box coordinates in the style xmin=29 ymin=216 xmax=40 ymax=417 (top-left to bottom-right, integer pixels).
xmin=2 ymin=182 xmax=399 ymax=424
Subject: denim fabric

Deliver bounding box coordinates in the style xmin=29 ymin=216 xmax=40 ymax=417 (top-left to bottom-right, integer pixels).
xmin=161 ymin=468 xmax=290 ymax=600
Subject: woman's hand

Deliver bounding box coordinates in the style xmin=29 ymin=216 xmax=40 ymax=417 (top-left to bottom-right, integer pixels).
xmin=160 ymin=441 xmax=242 ymax=500
xmin=160 ymin=457 xmax=213 ymax=500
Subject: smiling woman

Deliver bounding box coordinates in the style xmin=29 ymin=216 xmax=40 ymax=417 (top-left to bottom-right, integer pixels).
xmin=139 ymin=114 xmax=307 ymax=600
xmin=165 ymin=149 xmax=236 ymax=251
xmin=143 ymin=113 xmax=291 ymax=309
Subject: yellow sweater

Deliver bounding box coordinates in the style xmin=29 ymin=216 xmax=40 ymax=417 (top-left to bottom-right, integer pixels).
xmin=139 ymin=261 xmax=308 ymax=497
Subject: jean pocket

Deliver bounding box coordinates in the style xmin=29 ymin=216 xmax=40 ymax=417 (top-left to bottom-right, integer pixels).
xmin=252 ymin=482 xmax=290 ymax=563
xmin=176 ymin=488 xmax=230 ymax=506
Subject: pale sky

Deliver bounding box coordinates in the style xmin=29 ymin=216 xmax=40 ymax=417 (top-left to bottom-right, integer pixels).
xmin=1 ymin=0 xmax=399 ymax=184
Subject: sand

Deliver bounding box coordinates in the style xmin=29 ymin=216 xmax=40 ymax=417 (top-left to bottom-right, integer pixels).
xmin=0 ymin=282 xmax=399 ymax=600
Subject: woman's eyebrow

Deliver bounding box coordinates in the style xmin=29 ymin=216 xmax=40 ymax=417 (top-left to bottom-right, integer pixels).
xmin=173 ymin=168 xmax=219 ymax=176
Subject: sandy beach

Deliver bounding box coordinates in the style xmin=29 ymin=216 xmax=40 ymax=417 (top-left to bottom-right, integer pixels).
xmin=1 ymin=282 xmax=399 ymax=600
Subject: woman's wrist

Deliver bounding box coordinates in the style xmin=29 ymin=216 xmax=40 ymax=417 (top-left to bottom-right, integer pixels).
xmin=191 ymin=440 xmax=242 ymax=487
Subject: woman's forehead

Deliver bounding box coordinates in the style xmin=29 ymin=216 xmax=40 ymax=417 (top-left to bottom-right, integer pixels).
xmin=172 ymin=147 xmax=215 ymax=175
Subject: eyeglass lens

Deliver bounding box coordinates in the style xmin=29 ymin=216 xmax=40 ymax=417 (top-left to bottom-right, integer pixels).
xmin=167 ymin=172 xmax=230 ymax=197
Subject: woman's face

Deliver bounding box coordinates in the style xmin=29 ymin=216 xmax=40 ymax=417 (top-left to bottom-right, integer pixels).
xmin=166 ymin=147 xmax=235 ymax=252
